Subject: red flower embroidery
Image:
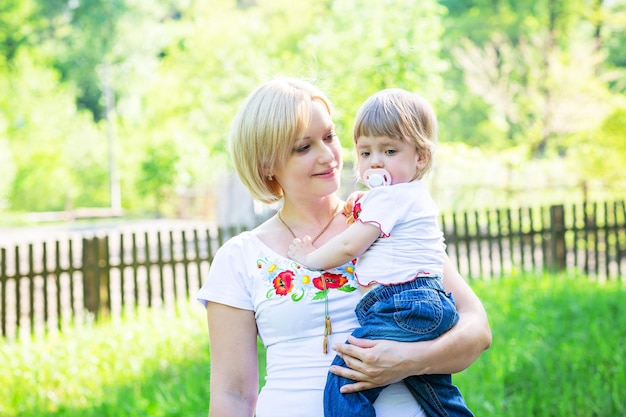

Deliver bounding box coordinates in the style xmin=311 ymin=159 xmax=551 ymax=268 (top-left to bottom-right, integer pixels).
xmin=273 ymin=270 xmax=295 ymax=296
xmin=313 ymin=272 xmax=348 ymax=290
xmin=352 ymin=202 xmax=362 ymax=221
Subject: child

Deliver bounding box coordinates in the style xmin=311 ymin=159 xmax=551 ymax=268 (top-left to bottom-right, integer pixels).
xmin=287 ymin=88 xmax=474 ymax=417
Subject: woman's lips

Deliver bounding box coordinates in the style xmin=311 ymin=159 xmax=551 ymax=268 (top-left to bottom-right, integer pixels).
xmin=313 ymin=168 xmax=337 ymax=178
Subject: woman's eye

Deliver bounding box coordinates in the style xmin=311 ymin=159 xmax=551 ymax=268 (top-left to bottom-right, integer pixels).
xmin=295 ymin=144 xmax=310 ymax=153
xmin=325 ymin=133 xmax=337 ymax=141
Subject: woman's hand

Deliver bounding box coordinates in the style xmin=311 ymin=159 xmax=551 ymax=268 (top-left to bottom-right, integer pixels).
xmin=329 ymin=335 xmax=415 ymax=393
xmin=331 ymin=254 xmax=492 ymax=393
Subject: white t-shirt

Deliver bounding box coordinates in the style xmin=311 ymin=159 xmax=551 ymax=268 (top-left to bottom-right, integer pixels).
xmin=354 ymin=180 xmax=445 ymax=286
xmin=197 ymin=232 xmax=425 ymax=417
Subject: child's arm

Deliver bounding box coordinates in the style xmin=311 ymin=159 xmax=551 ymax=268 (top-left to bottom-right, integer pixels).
xmin=288 ymin=221 xmax=380 ymax=270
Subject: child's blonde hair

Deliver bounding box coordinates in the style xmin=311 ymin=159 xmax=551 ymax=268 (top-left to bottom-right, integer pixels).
xmin=353 ymin=88 xmax=438 ymax=179
xmin=229 ymin=78 xmax=334 ymax=203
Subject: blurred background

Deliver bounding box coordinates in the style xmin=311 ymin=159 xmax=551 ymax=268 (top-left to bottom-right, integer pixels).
xmin=1 ymin=0 xmax=624 ymax=228
xmin=1 ymin=2 xmax=625 ymax=416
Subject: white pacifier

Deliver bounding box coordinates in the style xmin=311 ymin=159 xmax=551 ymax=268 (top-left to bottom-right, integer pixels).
xmin=363 ymin=168 xmax=392 ymax=189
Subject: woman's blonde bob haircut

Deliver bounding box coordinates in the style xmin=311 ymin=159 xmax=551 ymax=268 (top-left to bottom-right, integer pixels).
xmin=229 ymin=78 xmax=334 ymax=204
xmin=353 ymin=88 xmax=438 ymax=179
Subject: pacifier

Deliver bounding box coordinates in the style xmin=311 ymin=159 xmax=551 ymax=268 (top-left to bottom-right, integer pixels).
xmin=363 ymin=168 xmax=392 ymax=189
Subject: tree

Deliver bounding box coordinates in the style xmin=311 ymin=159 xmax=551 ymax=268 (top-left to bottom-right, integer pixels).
xmin=136 ymin=141 xmax=180 ymax=217
xmin=299 ymin=0 xmax=447 ymax=149
xmin=452 ymin=33 xmax=615 ymax=158
xmin=567 ymin=106 xmax=626 ymax=196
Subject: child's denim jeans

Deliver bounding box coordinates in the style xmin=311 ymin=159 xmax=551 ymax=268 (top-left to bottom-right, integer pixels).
xmin=323 ymin=277 xmax=474 ymax=417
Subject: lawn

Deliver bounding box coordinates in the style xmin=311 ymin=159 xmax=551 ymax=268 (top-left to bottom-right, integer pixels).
xmin=1 ymin=274 xmax=624 ymax=416
xmin=454 ymin=275 xmax=625 ymax=416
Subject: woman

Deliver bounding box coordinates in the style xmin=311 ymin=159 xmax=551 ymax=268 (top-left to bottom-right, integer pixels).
xmin=197 ymin=78 xmax=491 ymax=417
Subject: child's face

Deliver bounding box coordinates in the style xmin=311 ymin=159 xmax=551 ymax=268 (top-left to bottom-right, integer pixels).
xmin=356 ymin=135 xmax=425 ymax=185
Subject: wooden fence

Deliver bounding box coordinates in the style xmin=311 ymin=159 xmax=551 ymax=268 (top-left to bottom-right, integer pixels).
xmin=1 ymin=200 xmax=624 ymax=340
xmin=441 ymin=200 xmax=625 ymax=280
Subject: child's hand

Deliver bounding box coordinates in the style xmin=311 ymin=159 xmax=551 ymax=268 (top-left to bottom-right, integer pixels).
xmin=344 ymin=191 xmax=366 ymax=224
xmin=287 ymin=236 xmax=315 ymax=265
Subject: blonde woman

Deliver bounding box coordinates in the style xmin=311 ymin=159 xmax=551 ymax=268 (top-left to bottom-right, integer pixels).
xmin=197 ymin=78 xmax=491 ymax=417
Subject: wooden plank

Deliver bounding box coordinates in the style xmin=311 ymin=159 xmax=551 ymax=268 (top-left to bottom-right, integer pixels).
xmin=55 ymin=241 xmax=62 ymax=331
xmin=169 ymin=230 xmax=178 ymax=304
xmin=181 ymin=230 xmax=190 ymax=297
xmin=28 ymin=244 xmax=35 ymax=335
xmin=15 ymin=246 xmax=21 ymax=336
xmin=457 ymin=211 xmax=474 ymax=279
xmin=132 ymin=233 xmax=140 ymax=308
xmin=1 ymin=248 xmax=6 ymax=337
xmin=42 ymin=242 xmax=49 ymax=333
xmin=144 ymin=232 xmax=152 ymax=308
xmin=157 ymin=231 xmax=165 ymax=306
xmin=475 ymin=210 xmax=484 ymax=279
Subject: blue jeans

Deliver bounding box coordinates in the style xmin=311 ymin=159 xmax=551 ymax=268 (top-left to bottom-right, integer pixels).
xmin=323 ymin=277 xmax=474 ymax=417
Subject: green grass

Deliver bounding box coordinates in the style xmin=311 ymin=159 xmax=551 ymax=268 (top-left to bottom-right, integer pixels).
xmin=1 ymin=275 xmax=624 ymax=416
xmin=0 ymin=305 xmax=213 ymax=417
xmin=456 ymin=275 xmax=626 ymax=416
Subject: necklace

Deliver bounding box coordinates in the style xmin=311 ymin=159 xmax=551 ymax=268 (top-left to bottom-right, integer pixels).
xmin=277 ymin=203 xmax=341 ymax=246
xmin=278 ymin=203 xmax=341 ymax=353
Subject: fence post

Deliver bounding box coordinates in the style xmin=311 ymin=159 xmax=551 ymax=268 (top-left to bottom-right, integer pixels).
xmin=1 ymin=248 xmax=6 ymax=338
xmin=82 ymin=236 xmax=110 ymax=320
xmin=549 ymin=205 xmax=566 ymax=272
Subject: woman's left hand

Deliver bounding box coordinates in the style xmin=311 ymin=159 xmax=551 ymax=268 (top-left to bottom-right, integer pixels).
xmin=331 ymin=254 xmax=492 ymax=394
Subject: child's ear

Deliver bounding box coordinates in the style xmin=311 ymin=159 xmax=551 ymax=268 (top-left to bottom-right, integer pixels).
xmin=416 ymin=154 xmax=427 ymax=171
xmin=417 ymin=148 xmax=431 ymax=170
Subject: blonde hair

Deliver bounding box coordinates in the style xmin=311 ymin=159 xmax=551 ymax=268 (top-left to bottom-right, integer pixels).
xmin=229 ymin=78 xmax=334 ymax=204
xmin=353 ymin=88 xmax=438 ymax=179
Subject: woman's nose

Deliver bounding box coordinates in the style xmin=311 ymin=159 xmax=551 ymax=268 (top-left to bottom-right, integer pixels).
xmin=318 ymin=142 xmax=335 ymax=163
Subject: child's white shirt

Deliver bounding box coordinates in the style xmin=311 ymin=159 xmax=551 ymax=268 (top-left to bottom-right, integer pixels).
xmin=354 ymin=180 xmax=446 ymax=287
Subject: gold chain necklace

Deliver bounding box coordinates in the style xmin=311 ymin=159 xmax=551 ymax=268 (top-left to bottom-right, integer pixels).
xmin=277 ymin=204 xmax=341 ymax=246
xmin=278 ymin=203 xmax=340 ymax=353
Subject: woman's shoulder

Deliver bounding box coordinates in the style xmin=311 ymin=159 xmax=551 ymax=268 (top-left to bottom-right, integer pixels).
xmin=214 ymin=230 xmax=272 ymax=258
xmin=215 ymin=230 xmax=254 ymax=249
xmin=213 ymin=223 xmax=291 ymax=266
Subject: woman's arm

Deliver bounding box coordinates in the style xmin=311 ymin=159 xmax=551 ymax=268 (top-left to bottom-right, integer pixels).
xmin=330 ymin=253 xmax=492 ymax=393
xmin=206 ymin=302 xmax=259 ymax=416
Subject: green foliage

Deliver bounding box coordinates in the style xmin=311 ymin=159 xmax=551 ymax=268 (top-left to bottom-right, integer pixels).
xmin=452 ymin=32 xmax=618 ymax=157
xmin=2 ymin=50 xmax=109 ymax=211
xmin=300 ymin=0 xmax=447 ymax=148
xmin=566 ymin=106 xmax=626 ymax=185
xmin=605 ymin=2 xmax=626 ymax=69
xmin=0 ymin=137 xmax=15 ymax=209
xmin=136 ymin=140 xmax=181 ymax=216
xmin=1 ymin=0 xmax=625 ymax=214
xmin=0 ymin=0 xmax=44 ymax=65
xmin=439 ymin=0 xmax=626 ymax=158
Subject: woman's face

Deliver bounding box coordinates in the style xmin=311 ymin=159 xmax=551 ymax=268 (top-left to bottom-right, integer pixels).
xmin=274 ymin=100 xmax=342 ymax=201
